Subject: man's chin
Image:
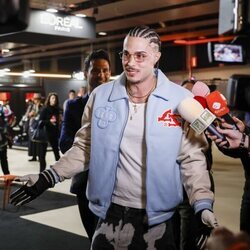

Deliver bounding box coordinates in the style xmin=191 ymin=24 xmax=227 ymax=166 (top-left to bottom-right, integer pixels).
xmin=126 ymin=75 xmax=140 ymax=84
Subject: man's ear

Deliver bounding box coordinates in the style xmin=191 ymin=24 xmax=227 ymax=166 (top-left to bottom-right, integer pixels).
xmin=154 ymin=51 xmax=161 ymax=64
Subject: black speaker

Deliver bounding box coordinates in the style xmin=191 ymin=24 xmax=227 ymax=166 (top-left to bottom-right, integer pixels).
xmin=227 ymin=74 xmax=250 ymax=111
xmin=0 ymin=0 xmax=30 ymax=34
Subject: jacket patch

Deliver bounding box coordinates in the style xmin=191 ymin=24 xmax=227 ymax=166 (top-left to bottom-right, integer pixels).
xmin=95 ymin=106 xmax=117 ymax=128
xmin=157 ymin=109 xmax=181 ymax=127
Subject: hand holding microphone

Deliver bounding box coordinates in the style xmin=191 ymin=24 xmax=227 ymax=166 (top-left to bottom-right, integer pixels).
xmin=206 ymin=91 xmax=239 ymax=130
xmin=177 ymin=97 xmax=229 ymax=146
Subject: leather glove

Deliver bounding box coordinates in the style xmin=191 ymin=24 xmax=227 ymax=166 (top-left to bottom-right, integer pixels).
xmin=10 ymin=169 xmax=56 ymax=206
xmin=196 ymin=209 xmax=219 ymax=250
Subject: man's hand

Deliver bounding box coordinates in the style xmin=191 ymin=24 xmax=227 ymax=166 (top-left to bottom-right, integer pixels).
xmin=196 ymin=209 xmax=219 ymax=250
xmin=10 ymin=169 xmax=56 ymax=206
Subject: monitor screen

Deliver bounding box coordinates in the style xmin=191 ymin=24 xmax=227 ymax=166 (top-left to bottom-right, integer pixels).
xmin=208 ymin=42 xmax=246 ymax=64
xmin=214 ymin=44 xmax=243 ymax=62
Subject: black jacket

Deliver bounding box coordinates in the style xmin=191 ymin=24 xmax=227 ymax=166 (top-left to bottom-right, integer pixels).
xmin=59 ymin=95 xmax=89 ymax=154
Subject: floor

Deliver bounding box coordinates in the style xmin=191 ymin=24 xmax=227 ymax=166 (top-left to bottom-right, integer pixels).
xmin=0 ymin=145 xmax=245 ymax=249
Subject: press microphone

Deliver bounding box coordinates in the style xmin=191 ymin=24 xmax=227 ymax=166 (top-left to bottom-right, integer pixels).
xmin=192 ymin=81 xmax=210 ymax=108
xmin=194 ymin=96 xmax=207 ymax=109
xmin=177 ymin=97 xmax=229 ymax=145
xmin=206 ymin=91 xmax=239 ymax=130
xmin=192 ymin=81 xmax=211 ymax=97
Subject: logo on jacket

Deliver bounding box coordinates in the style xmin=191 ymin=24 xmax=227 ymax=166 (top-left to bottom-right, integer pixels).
xmin=157 ymin=109 xmax=181 ymax=127
xmin=95 ymin=106 xmax=117 ymax=128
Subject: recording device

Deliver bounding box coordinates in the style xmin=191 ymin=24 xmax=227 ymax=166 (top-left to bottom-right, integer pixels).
xmin=177 ymin=97 xmax=228 ymax=144
xmin=206 ymin=91 xmax=239 ymax=130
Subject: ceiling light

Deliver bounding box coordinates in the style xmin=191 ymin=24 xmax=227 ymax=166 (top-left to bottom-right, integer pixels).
xmin=98 ymin=32 xmax=107 ymax=36
xmin=46 ymin=8 xmax=58 ymax=13
xmin=1 ymin=49 xmax=10 ymax=53
xmin=159 ymin=21 xmax=166 ymax=28
xmin=0 ymin=68 xmax=10 ymax=77
xmin=75 ymin=13 xmax=86 ymax=18
xmin=22 ymin=71 xmax=31 ymax=78
xmin=72 ymin=71 xmax=84 ymax=80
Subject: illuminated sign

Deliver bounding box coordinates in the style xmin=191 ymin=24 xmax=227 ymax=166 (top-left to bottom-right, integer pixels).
xmin=26 ymin=10 xmax=96 ymax=39
xmin=40 ymin=13 xmax=83 ymax=33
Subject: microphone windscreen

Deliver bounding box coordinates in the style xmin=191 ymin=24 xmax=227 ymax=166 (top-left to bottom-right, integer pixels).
xmin=194 ymin=96 xmax=207 ymax=109
xmin=177 ymin=97 xmax=204 ymax=123
xmin=206 ymin=91 xmax=229 ymax=117
xmin=192 ymin=81 xmax=210 ymax=97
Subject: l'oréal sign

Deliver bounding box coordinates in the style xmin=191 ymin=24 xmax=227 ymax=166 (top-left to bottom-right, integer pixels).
xmin=26 ymin=10 xmax=96 ymax=39
xmin=40 ymin=13 xmax=83 ymax=33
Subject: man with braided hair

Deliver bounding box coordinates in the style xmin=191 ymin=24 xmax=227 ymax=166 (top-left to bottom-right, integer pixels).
xmin=10 ymin=26 xmax=217 ymax=250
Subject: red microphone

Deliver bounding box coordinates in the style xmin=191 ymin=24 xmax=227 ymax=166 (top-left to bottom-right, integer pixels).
xmin=206 ymin=91 xmax=238 ymax=130
xmin=194 ymin=96 xmax=207 ymax=109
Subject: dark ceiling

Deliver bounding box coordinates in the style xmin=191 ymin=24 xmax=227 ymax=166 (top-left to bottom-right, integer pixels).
xmin=0 ymin=0 xmax=223 ymax=71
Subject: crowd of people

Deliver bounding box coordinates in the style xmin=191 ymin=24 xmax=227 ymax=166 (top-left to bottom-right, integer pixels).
xmin=0 ymin=25 xmax=248 ymax=250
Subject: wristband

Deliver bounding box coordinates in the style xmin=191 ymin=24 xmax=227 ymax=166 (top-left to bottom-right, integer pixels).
xmin=239 ymin=133 xmax=246 ymax=149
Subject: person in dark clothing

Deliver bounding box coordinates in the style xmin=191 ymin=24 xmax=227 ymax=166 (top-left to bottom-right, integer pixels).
xmin=59 ymin=49 xmax=111 ymax=240
xmin=207 ymin=117 xmax=250 ymax=234
xmin=38 ymin=92 xmax=61 ymax=172
xmin=27 ymin=93 xmax=43 ymax=161
xmin=0 ymin=104 xmax=10 ymax=175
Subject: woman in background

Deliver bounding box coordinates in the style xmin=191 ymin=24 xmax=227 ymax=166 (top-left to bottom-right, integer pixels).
xmin=38 ymin=92 xmax=61 ymax=172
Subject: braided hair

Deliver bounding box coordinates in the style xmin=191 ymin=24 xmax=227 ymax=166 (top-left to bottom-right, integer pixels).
xmin=127 ymin=26 xmax=161 ymax=52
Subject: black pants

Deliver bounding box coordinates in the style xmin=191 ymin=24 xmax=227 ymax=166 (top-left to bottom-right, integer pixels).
xmin=38 ymin=137 xmax=60 ymax=172
xmin=92 ymin=203 xmax=176 ymax=250
xmin=0 ymin=146 xmax=9 ymax=175
xmin=240 ymin=178 xmax=250 ymax=234
xmin=71 ymin=171 xmax=98 ymax=241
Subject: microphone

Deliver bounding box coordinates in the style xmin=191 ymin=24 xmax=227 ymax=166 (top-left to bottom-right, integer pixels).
xmin=206 ymin=91 xmax=239 ymax=130
xmin=177 ymin=97 xmax=229 ymax=145
xmin=192 ymin=81 xmax=211 ymax=97
xmin=194 ymin=96 xmax=207 ymax=109
xmin=192 ymin=81 xmax=210 ymax=109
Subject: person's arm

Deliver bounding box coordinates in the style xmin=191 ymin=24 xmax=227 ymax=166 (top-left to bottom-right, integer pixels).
xmin=38 ymin=107 xmax=50 ymax=126
xmin=214 ymin=128 xmax=249 ymax=150
xmin=52 ymin=95 xmax=93 ymax=179
xmin=59 ymin=101 xmax=75 ymax=153
xmin=10 ymin=95 xmax=94 ymax=206
xmin=178 ymin=122 xmax=214 ymax=210
xmin=178 ymin=122 xmax=217 ymax=249
xmin=206 ymin=117 xmax=249 ymax=154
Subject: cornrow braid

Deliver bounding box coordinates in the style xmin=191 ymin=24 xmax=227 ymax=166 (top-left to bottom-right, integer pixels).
xmin=127 ymin=26 xmax=161 ymax=51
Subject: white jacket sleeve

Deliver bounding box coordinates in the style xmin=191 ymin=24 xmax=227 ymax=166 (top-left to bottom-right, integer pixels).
xmin=177 ymin=122 xmax=214 ymax=207
xmin=51 ymin=94 xmax=94 ymax=180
